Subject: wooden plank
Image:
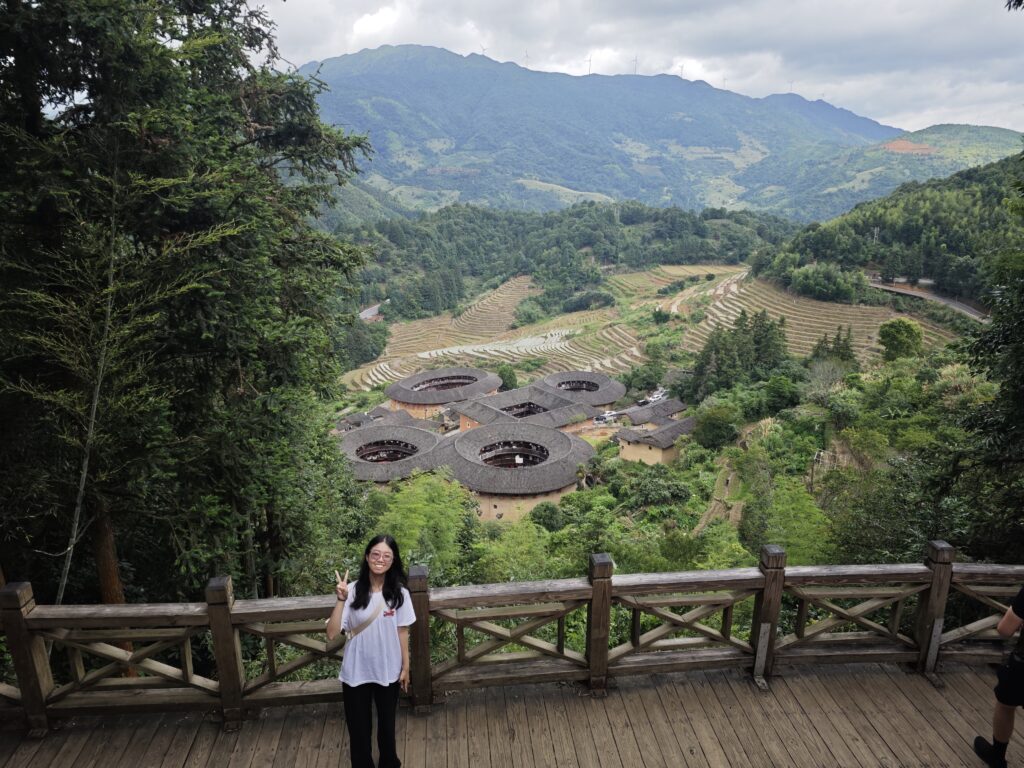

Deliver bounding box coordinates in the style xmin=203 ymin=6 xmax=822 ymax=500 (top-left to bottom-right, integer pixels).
xmin=502 ymin=684 xmax=534 ymax=768
xmin=722 ymin=670 xmax=825 ymax=768
xmin=673 ymin=672 xmax=755 ymax=767
xmin=556 ymin=684 xmax=617 ymax=768
xmin=46 ymin=686 xmax=220 ymax=715
xmin=794 ymin=665 xmax=900 ymax=768
xmin=816 ymin=665 xmax=931 ymax=767
xmin=541 ymin=683 xmax=579 ymax=768
xmin=784 ymin=564 xmax=931 ymax=585
xmin=461 ymin=688 xmax=491 ymax=768
xmin=850 ymin=665 xmax=965 ymax=767
xmin=703 ymin=668 xmax=787 ymax=768
xmin=46 ymin=718 xmax=100 ymax=768
xmin=772 ymin=672 xmax=862 ymax=768
xmin=156 ymin=712 xmax=207 ymax=768
xmin=16 ymin=722 xmax=68 ymax=768
xmin=877 ymin=664 xmax=985 ymax=766
xmin=430 ymin=579 xmax=592 ymax=610
xmin=178 ymin=717 xmax=221 ymax=768
xmin=613 ymin=568 xmax=763 ymax=596
xmin=615 ymin=678 xmax=668 ymax=768
xmin=402 ymin=708 xmax=428 ymax=768
xmin=225 ymin=712 xmax=267 ymax=768
xmin=268 ymin=705 xmax=307 ymax=768
xmin=138 ymin=712 xmax=191 ymax=767
xmin=313 ymin=704 xmax=345 ymax=768
xmin=482 ymin=686 xmax=512 ymax=768
xmin=595 ymin=686 xmax=645 ymax=768
xmin=658 ymin=673 xmax=730 ymax=768
xmin=26 ymin=603 xmax=209 ymax=629
xmin=445 ymin=690 xmax=469 ymax=768
xmin=192 ymin=718 xmax=240 ymax=768
xmin=291 ymin=704 xmax=328 ymax=768
xmin=115 ymin=713 xmax=168 ymax=768
xmin=73 ymin=714 xmax=142 ymax=768
xmin=952 ymin=564 xmax=1024 ymax=583
xmin=433 ymin=657 xmax=587 ymax=690
xmin=629 ymin=675 xmax=704 ymax=768
xmin=230 ymin=597 xmax=334 ymax=623
xmin=522 ymin=684 xmax=557 ymax=768
xmin=248 ymin=705 xmax=288 ymax=768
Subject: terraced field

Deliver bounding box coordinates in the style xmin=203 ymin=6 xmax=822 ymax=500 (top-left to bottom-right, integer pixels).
xmin=343 ymin=277 xmax=642 ymax=391
xmin=682 ymin=278 xmax=958 ymax=361
xmin=606 ymin=264 xmax=748 ymax=304
xmin=343 ymin=267 xmax=961 ymax=392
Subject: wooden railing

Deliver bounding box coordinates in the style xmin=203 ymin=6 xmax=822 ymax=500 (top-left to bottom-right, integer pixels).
xmin=1 ymin=541 xmax=1021 ymax=734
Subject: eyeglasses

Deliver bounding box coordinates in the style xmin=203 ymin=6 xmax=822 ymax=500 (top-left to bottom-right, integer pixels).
xmin=368 ymin=552 xmax=394 ymax=562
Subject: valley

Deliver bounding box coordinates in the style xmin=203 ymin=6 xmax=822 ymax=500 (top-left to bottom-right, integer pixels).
xmin=344 ymin=266 xmax=959 ymax=391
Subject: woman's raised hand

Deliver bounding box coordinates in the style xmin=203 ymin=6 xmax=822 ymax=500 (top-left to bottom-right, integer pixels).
xmin=334 ymin=569 xmax=349 ymax=602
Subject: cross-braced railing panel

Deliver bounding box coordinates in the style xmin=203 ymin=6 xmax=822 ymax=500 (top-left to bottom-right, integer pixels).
xmin=427 ymin=579 xmax=592 ymax=689
xmin=938 ymin=564 xmax=1024 ymax=663
xmin=774 ymin=565 xmax=933 ymax=664
xmin=607 ymin=568 xmax=764 ymax=674
xmin=777 ymin=584 xmax=926 ymax=650
xmin=238 ymin=620 xmax=345 ymax=693
xmin=41 ymin=625 xmax=217 ymax=702
xmin=232 ymin=596 xmax=345 ymax=694
xmin=609 ymin=589 xmax=758 ymax=663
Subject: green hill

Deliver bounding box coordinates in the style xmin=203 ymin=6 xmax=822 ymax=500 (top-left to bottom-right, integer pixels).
xmin=306 ymin=45 xmax=1020 ymax=222
xmin=760 ymin=151 xmax=1024 ymax=303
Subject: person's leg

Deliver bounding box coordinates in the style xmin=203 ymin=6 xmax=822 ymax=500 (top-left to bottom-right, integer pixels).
xmin=975 ymin=698 xmax=1016 ymax=768
xmin=373 ymin=681 xmax=402 ymax=768
xmin=343 ymin=682 xmax=377 ymax=768
xmin=993 ymin=701 xmax=1016 ymax=742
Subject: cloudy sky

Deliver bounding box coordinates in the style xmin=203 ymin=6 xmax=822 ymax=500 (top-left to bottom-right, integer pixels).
xmin=264 ymin=0 xmax=1024 ymax=132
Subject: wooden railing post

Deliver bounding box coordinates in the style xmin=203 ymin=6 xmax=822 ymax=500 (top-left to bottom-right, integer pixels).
xmin=206 ymin=576 xmax=245 ymax=729
xmin=0 ymin=582 xmax=53 ymax=734
xmin=587 ymin=553 xmax=613 ymax=694
xmin=916 ymin=540 xmax=954 ymax=674
xmin=408 ymin=564 xmax=432 ymax=712
xmin=751 ymin=545 xmax=786 ymax=686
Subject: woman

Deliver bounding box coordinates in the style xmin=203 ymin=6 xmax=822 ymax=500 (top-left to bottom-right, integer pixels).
xmin=327 ymin=535 xmax=415 ymax=768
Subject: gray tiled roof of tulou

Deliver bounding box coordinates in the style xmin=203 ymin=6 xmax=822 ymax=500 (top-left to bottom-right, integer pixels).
xmin=617 ymin=416 xmax=697 ymax=449
xmin=536 ymin=371 xmax=627 ymax=406
xmin=341 ymin=420 xmax=594 ymax=494
xmin=384 ymin=366 xmax=502 ymax=405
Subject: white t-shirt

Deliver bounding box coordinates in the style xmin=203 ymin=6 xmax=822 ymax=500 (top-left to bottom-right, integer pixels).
xmin=339 ymin=586 xmax=416 ymax=686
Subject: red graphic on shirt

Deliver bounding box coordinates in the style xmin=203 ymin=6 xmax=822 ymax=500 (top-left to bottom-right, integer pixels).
xmin=384 ymin=609 xmax=396 ymax=617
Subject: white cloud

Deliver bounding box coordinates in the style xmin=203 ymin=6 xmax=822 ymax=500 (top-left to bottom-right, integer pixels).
xmin=263 ymin=0 xmax=1024 ymax=131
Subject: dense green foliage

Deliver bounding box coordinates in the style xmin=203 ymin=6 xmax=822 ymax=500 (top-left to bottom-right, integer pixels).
xmin=0 ymin=0 xmax=368 ymax=603
xmin=306 ymin=46 xmax=1020 ymax=221
xmin=678 ymin=310 xmax=789 ymax=401
xmin=346 ymin=202 xmax=796 ymax=319
xmin=756 ymin=152 xmax=1024 ymax=303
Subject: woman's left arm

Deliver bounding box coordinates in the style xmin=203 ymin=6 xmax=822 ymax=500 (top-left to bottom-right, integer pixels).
xmin=398 ymin=626 xmax=410 ymax=691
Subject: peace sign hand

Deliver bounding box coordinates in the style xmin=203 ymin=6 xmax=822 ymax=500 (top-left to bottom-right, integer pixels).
xmin=335 ymin=569 xmax=350 ymax=602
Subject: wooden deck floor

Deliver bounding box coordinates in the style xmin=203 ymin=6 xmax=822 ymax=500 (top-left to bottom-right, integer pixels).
xmin=0 ymin=663 xmax=1017 ymax=768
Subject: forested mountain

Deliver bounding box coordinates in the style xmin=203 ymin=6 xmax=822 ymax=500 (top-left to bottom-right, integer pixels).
xmin=756 ymin=152 xmax=1024 ymax=303
xmin=303 ymin=45 xmax=1020 ymax=222
xmin=344 ymin=202 xmax=798 ymax=319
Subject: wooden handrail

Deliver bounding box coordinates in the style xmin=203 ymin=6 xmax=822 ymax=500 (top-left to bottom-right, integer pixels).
xmin=1 ymin=540 xmax=1021 ymax=731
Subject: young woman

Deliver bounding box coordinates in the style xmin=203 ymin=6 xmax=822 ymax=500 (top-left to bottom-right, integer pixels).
xmin=327 ymin=535 xmax=415 ymax=768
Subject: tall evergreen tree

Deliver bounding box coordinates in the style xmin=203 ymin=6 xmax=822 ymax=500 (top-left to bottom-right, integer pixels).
xmin=0 ymin=0 xmax=368 ymax=601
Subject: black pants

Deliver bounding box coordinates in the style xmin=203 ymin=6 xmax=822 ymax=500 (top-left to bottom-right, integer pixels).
xmin=343 ymin=680 xmax=401 ymax=768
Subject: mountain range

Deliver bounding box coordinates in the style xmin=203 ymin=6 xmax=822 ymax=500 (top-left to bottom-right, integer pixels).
xmin=305 ymin=45 xmax=1022 ymax=224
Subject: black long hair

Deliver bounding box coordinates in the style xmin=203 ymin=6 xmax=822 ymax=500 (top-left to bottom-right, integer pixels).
xmin=351 ymin=534 xmax=407 ymax=610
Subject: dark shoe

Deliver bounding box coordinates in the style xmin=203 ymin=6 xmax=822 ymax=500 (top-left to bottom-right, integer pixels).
xmin=974 ymin=736 xmax=1008 ymax=768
